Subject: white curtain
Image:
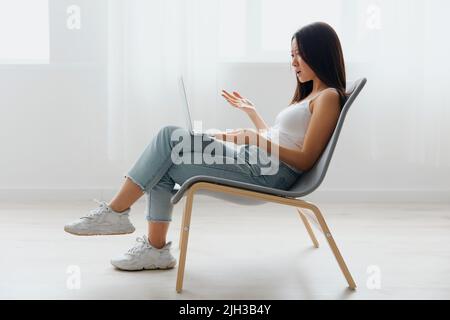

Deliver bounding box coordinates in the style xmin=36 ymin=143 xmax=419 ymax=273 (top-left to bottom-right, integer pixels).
xmin=112 ymin=0 xmax=222 ymax=164
xmin=1 ymin=0 xmax=449 ymax=200
xmin=111 ymin=0 xmax=450 ymax=195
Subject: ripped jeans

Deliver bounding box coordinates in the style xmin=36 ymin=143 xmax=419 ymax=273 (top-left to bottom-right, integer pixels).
xmin=125 ymin=125 xmax=302 ymax=223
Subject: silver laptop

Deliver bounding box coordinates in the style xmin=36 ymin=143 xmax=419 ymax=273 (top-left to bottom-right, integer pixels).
xmin=178 ymin=76 xmax=216 ymax=137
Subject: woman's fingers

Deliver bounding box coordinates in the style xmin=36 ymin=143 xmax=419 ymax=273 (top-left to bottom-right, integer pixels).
xmin=222 ymin=89 xmax=246 ymax=101
xmin=221 ymin=90 xmax=237 ymax=100
xmin=214 ymin=130 xmax=239 ymax=141
xmin=221 ymin=93 xmax=237 ymax=103
xmin=215 ymin=128 xmax=250 ymax=144
xmin=233 ymin=91 xmax=243 ymax=99
xmin=232 ymin=92 xmax=253 ymax=106
xmin=222 ymin=95 xmax=242 ymax=109
xmin=227 ymin=129 xmax=245 ymax=135
xmin=222 ymin=90 xmax=242 ymax=103
xmin=222 ymin=96 xmax=240 ymax=108
xmin=224 ymin=97 xmax=240 ymax=106
xmin=221 ymin=94 xmax=238 ymax=104
xmin=222 ymin=90 xmax=255 ymax=110
xmin=219 ymin=128 xmax=242 ymax=135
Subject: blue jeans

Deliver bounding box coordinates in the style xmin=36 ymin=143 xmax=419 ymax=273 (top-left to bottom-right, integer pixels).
xmin=125 ymin=125 xmax=302 ymax=222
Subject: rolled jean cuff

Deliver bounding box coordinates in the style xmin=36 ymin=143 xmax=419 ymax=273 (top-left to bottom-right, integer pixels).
xmin=146 ymin=218 xmax=172 ymax=223
xmin=124 ymin=174 xmax=146 ymax=193
xmin=145 ymin=184 xmax=175 ymax=222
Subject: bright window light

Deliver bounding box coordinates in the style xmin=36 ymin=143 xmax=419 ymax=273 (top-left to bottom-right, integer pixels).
xmin=261 ymin=0 xmax=342 ymax=52
xmin=219 ymin=0 xmax=247 ymax=60
xmin=0 ymin=0 xmax=50 ymax=64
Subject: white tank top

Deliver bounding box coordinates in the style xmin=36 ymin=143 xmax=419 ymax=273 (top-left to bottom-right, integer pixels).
xmin=262 ymin=88 xmax=336 ymax=173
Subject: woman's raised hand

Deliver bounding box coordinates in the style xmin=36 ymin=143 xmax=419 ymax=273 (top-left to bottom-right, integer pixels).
xmin=221 ymin=90 xmax=256 ymax=115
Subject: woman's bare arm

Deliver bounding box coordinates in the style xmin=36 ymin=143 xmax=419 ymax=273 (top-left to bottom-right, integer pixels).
xmin=257 ymin=90 xmax=341 ymax=172
xmin=246 ymin=109 xmax=269 ymax=131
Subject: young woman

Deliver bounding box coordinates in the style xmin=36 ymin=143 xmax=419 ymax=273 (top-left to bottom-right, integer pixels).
xmin=64 ymin=21 xmax=348 ymax=271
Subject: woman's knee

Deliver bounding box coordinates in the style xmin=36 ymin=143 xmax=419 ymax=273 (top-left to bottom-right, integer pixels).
xmin=157 ymin=125 xmax=184 ymax=141
xmin=158 ymin=125 xmax=183 ymax=137
xmin=157 ymin=125 xmax=191 ymax=150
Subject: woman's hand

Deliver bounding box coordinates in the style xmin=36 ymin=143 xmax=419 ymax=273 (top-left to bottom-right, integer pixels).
xmin=221 ymin=90 xmax=269 ymax=131
xmin=221 ymin=90 xmax=256 ymax=115
xmin=214 ymin=128 xmax=259 ymax=146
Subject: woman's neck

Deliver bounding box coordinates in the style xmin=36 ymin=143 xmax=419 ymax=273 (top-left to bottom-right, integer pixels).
xmin=312 ymin=78 xmax=328 ymax=94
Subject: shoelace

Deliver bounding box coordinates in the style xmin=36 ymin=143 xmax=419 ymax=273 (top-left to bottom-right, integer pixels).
xmin=127 ymin=236 xmax=152 ymax=255
xmin=80 ymin=199 xmax=111 ymax=220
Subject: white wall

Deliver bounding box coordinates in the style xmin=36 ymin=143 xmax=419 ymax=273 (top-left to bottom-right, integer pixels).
xmin=0 ymin=0 xmax=113 ymax=193
xmin=1 ymin=0 xmax=449 ymax=203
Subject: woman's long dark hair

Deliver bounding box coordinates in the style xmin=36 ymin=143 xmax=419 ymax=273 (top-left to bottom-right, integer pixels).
xmin=290 ymin=22 xmax=348 ymax=108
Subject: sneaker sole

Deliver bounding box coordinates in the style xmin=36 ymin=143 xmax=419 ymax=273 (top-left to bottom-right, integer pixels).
xmin=64 ymin=226 xmax=135 ymax=236
xmin=111 ymin=260 xmax=177 ymax=271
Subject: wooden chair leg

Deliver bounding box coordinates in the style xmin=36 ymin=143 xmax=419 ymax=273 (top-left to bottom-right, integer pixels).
xmin=308 ymin=204 xmax=357 ymax=289
xmin=297 ymin=208 xmax=319 ymax=248
xmin=172 ymin=182 xmax=356 ymax=291
xmin=176 ymin=189 xmax=194 ymax=293
xmin=179 ymin=197 xmax=186 ymax=250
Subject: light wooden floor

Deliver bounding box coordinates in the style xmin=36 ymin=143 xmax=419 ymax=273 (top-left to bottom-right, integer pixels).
xmin=1 ymin=198 xmax=449 ymax=300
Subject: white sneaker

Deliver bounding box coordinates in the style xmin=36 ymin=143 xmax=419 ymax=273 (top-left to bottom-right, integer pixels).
xmin=110 ymin=235 xmax=177 ymax=271
xmin=64 ymin=200 xmax=135 ymax=236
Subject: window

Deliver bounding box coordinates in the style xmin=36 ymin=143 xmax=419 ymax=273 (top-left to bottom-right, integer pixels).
xmin=218 ymin=0 xmax=343 ymax=62
xmin=219 ymin=0 xmax=247 ymax=60
xmin=261 ymin=0 xmax=342 ymax=52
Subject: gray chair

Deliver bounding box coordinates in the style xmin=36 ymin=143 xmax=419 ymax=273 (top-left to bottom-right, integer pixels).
xmin=171 ymin=78 xmax=367 ymax=293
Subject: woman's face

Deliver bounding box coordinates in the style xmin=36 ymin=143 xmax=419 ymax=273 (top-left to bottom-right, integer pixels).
xmin=291 ymin=38 xmax=315 ymax=83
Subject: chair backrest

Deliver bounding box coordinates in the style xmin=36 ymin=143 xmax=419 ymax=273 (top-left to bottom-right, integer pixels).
xmin=287 ymin=78 xmax=367 ymax=197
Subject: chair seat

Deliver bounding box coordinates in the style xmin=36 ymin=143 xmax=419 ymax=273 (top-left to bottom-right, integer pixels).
xmin=170 ymin=175 xmax=298 ymax=205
